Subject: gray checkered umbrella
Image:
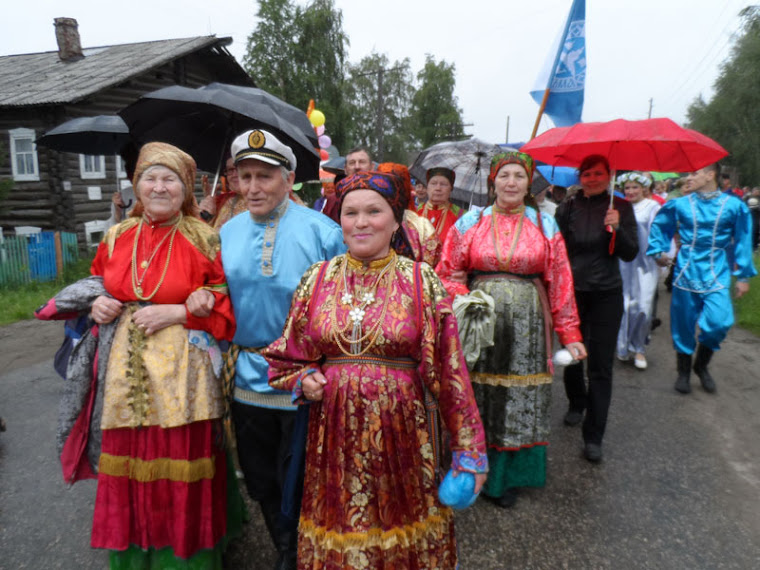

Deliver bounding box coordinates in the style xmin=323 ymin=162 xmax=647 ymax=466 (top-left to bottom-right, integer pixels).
xmin=409 ymin=138 xmax=518 ymax=208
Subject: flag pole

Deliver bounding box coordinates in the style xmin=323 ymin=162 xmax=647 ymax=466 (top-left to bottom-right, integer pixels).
xmin=530 ymin=88 xmax=551 ymax=140
xmin=529 ymin=0 xmax=579 ymax=141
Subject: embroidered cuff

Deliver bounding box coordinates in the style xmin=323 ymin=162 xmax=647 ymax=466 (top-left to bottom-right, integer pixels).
xmin=199 ymin=283 xmax=229 ymax=295
xmin=558 ymin=329 xmax=583 ymax=346
xmin=449 ymin=283 xmax=470 ymax=298
xmin=451 ymin=449 xmax=488 ymax=473
xmin=292 ymin=367 xmax=319 ymax=404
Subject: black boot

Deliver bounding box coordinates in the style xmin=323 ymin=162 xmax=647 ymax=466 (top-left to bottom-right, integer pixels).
xmin=675 ymin=352 xmax=692 ymax=394
xmin=274 ymin=513 xmax=299 ymax=570
xmin=260 ymin=500 xmax=298 ymax=570
xmin=693 ymin=344 xmax=717 ymax=393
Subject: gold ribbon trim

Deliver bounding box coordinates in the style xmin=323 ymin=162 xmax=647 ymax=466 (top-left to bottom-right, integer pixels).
xmin=299 ymin=510 xmax=451 ymax=552
xmin=98 ymin=453 xmax=216 ymax=483
xmin=471 ymin=371 xmax=552 ymax=387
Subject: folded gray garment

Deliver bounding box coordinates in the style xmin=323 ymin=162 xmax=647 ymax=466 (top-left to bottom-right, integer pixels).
xmin=452 ymin=290 xmax=496 ymax=370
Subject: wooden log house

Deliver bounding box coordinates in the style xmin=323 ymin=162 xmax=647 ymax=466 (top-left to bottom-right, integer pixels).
xmin=0 ymin=18 xmax=254 ymax=248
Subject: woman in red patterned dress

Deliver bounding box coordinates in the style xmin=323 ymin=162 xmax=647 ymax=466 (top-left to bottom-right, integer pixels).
xmin=264 ymin=172 xmax=487 ymax=569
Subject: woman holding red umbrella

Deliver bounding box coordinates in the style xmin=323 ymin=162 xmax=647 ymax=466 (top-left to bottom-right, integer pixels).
xmin=555 ymin=154 xmax=639 ymax=463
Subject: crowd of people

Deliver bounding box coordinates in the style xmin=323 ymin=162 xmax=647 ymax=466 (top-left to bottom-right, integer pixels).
xmin=38 ymin=127 xmax=758 ymax=569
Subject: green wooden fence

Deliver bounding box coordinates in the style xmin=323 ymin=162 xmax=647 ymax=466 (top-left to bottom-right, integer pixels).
xmin=0 ymin=231 xmax=80 ymax=287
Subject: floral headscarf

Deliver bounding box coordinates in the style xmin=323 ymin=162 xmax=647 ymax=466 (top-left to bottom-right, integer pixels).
xmin=336 ymin=171 xmax=414 ymax=258
xmin=336 ymin=171 xmax=406 ymax=224
xmin=131 ymin=142 xmax=198 ymax=217
xmin=488 ymin=151 xmax=535 ymax=189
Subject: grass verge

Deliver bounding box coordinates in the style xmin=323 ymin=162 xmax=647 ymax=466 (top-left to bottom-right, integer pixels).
xmin=735 ymin=251 xmax=760 ymax=336
xmin=0 ymin=255 xmax=93 ymax=326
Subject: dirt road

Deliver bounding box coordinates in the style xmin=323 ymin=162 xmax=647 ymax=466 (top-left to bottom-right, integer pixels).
xmin=2 ymin=287 xmax=759 ymax=568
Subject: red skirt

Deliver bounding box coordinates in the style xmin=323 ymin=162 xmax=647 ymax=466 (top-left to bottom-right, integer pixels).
xmin=91 ymin=421 xmax=227 ymax=559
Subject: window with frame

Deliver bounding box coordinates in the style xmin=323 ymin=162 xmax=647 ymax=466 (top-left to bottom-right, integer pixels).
xmin=9 ymin=128 xmax=40 ymax=182
xmin=80 ymin=154 xmax=106 ymax=179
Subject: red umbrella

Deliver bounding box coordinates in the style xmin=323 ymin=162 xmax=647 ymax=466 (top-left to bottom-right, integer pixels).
xmin=522 ymin=117 xmax=728 ymax=254
xmin=521 ymin=118 xmax=728 ymax=172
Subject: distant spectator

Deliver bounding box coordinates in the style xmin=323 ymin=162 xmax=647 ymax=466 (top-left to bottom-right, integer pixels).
xmin=720 ymin=173 xmax=744 ymax=198
xmin=551 ymin=185 xmax=568 ymax=204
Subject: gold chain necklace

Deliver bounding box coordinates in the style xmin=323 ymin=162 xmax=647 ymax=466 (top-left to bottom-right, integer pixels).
xmin=422 ymin=202 xmax=450 ymax=235
xmin=130 ymin=213 xmax=182 ymax=301
xmin=331 ymin=252 xmax=397 ymax=356
xmin=491 ymin=204 xmax=525 ymax=271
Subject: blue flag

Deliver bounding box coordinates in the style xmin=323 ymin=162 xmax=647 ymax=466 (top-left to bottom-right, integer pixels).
xmin=530 ymin=0 xmax=586 ymax=127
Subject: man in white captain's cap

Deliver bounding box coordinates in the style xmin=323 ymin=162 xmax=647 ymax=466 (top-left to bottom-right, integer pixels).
xmin=219 ymin=129 xmax=345 ymax=568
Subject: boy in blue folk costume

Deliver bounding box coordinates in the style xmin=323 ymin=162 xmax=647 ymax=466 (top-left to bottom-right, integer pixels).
xmin=647 ymin=162 xmax=757 ymax=394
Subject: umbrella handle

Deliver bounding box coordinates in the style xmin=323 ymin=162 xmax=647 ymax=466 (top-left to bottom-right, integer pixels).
xmin=211 ymin=125 xmax=233 ymax=197
xmin=608 ymin=168 xmax=616 ymax=210
xmin=606 ymin=169 xmax=617 ymax=237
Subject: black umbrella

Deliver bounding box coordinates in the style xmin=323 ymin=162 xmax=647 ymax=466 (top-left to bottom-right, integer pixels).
xmin=36 ymin=115 xmax=131 ymax=155
xmin=118 ymin=83 xmax=319 ymax=183
xmin=321 ymin=155 xmax=346 ymax=175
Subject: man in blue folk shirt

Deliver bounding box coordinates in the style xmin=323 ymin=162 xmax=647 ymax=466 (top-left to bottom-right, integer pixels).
xmin=647 ymin=161 xmax=756 ymax=395
xmin=221 ymin=129 xmax=345 ymax=569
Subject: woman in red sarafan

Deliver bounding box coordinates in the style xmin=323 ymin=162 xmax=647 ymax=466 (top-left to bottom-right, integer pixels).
xmin=88 ymin=142 xmax=239 ymax=568
xmin=416 ymin=167 xmax=463 ymax=243
xmin=264 ymin=171 xmax=487 ymax=569
xmin=436 ymin=151 xmax=586 ymax=509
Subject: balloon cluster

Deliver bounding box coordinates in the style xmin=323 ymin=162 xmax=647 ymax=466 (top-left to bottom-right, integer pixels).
xmin=307 ymin=99 xmax=331 ymax=161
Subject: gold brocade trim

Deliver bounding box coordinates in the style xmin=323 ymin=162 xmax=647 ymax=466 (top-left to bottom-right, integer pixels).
xmin=103 ymin=216 xmax=220 ymax=262
xmin=471 ymin=371 xmax=552 ymax=387
xmin=403 ymin=210 xmax=437 ymax=242
xmin=492 ymin=203 xmax=526 ymax=215
xmin=412 ymin=259 xmax=450 ymax=307
xmin=177 ymin=216 xmax=221 ymax=261
xmin=199 ymin=284 xmax=229 ymax=295
xmin=299 ymin=510 xmax=452 ymax=552
xmin=102 ymin=311 xmax=225 ymax=429
xmin=125 ymin=307 xmax=151 ymax=425
xmin=104 ymin=218 xmax=140 ymax=257
xmin=98 ymin=452 xmax=216 ymax=482
xmin=345 ymin=250 xmax=396 ymax=270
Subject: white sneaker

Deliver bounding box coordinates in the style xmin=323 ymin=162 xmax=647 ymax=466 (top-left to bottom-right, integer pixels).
xmin=634 ymin=354 xmax=647 ymax=370
xmin=616 ymin=352 xmax=630 ymax=362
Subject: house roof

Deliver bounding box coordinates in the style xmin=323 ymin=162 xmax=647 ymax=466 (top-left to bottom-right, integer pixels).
xmin=0 ymin=36 xmax=253 ymax=107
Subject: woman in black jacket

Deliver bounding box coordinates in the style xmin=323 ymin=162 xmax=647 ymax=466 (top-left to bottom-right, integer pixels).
xmin=555 ymin=155 xmax=639 ymax=463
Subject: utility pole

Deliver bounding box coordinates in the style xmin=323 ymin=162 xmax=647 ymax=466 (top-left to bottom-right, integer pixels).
xmin=376 ymin=68 xmax=385 ymax=161
xmin=505 ymin=115 xmax=510 ymax=144
xmin=648 ymin=98 xmax=653 ymax=119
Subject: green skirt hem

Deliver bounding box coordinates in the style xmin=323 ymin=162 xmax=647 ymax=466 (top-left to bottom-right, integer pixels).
xmin=482 ymin=445 xmax=547 ymax=497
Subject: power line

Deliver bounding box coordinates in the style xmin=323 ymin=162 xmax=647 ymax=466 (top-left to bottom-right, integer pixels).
xmin=661 ymin=2 xmax=744 ymax=108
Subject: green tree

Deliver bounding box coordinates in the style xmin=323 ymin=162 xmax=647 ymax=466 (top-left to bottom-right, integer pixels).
xmin=344 ymin=53 xmax=416 ymax=163
xmin=411 ymin=55 xmax=466 ymax=147
xmin=242 ymin=0 xmax=298 ymax=102
xmin=687 ymin=6 xmax=760 ymax=184
xmin=243 ymin=0 xmax=350 ymax=150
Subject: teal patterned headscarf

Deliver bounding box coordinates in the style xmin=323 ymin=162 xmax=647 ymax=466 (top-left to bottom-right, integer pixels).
xmin=488 ymin=151 xmax=535 ymax=188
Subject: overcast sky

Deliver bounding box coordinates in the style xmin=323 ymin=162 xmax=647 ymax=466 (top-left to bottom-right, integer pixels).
xmin=1 ymin=0 xmax=750 ymax=148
